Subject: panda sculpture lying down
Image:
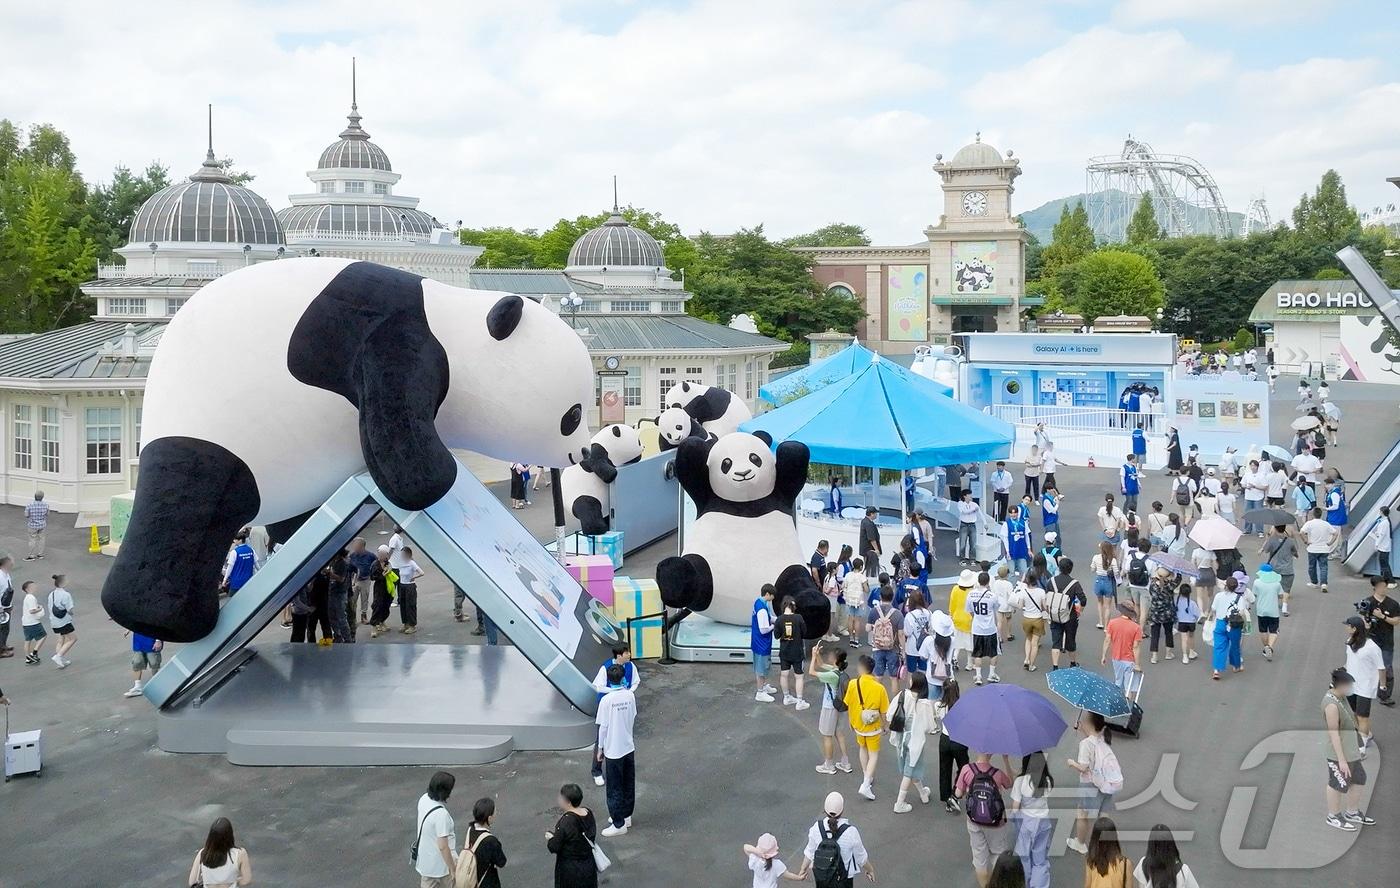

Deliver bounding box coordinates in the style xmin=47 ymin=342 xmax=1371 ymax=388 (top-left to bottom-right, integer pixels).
xmin=102 ymin=258 xmax=595 ymax=642
xmin=559 ymin=423 xmax=643 ymax=535
xmin=657 ymin=431 xmax=830 ymax=638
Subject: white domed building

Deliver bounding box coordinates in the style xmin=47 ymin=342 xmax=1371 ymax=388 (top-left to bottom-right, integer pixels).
xmin=277 ymin=65 xmax=481 ymax=285
xmin=471 ymin=203 xmax=786 ymax=429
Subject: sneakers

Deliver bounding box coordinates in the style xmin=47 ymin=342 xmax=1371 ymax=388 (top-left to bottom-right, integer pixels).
xmin=1189 ymin=650 xmax=1199 ymax=660
xmin=1166 ymin=650 xmax=1175 ymax=660
xmin=52 ymin=653 xmax=67 ymax=669
xmin=1344 ymin=811 xmax=1376 ymax=825
xmin=24 ymin=652 xmax=39 ymax=665
xmin=892 ymin=801 xmax=913 ymax=814
xmin=815 ymin=763 xmax=838 ymax=775
xmin=1263 ymin=645 xmax=1274 ymax=661
xmin=123 ymin=683 xmax=144 ymax=698
xmin=402 ymin=626 xmax=417 ymax=635
xmin=783 ymin=694 xmax=798 ymax=706
xmin=1066 ymin=837 xmax=1088 ymax=854
xmin=1150 ymin=653 xmax=1158 ymax=664
xmin=1306 ymin=582 xmax=1318 ymax=588
xmin=1181 ymin=654 xmax=1190 ymax=666
xmin=761 ymin=684 xmax=777 ymax=695
xmin=918 ymin=786 xmax=931 ymax=804
xmin=835 ymin=760 xmax=853 ymax=774
xmin=1326 ymin=814 xmax=1358 ymax=832
xmin=755 ymin=691 xmax=775 ymax=703
xmin=943 ymin=799 xmax=959 ymax=814
xmin=794 ymin=699 xmax=811 ymax=711
xmin=1321 ymin=584 xmax=1329 ymax=594
xmin=858 ymin=782 xmax=876 ymax=801
xmin=600 ymin=824 xmax=628 ymax=838
xmin=593 ymin=775 xmax=605 ymax=786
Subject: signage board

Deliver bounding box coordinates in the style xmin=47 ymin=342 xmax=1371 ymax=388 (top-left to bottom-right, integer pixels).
xmin=957 ymin=332 xmax=1176 ymax=366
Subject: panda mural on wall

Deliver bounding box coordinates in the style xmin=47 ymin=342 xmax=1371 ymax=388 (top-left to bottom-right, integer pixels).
xmin=655 ymin=405 xmax=710 ymax=452
xmin=102 ymin=258 xmax=596 ymax=642
xmin=664 ymin=380 xmax=752 ymax=438
xmin=657 ymin=431 xmax=830 ymax=639
xmin=559 ymin=423 xmax=644 ymax=536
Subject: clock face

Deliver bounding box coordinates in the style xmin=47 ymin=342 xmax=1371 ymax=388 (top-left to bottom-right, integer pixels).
xmin=604 ymin=356 xmax=621 ymax=371
xmin=962 ymin=191 xmax=988 ymax=216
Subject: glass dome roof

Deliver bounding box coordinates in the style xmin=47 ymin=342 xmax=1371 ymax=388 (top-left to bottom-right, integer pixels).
xmin=129 ymin=149 xmax=284 ymax=245
xmin=567 ymin=212 xmax=665 ymax=268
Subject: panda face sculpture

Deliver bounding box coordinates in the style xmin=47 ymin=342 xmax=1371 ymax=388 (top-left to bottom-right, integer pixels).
xmin=103 ymin=257 xmax=596 ymax=642
xmin=561 ymin=423 xmax=645 ymax=536
xmin=663 ymin=379 xmax=752 ymax=438
xmin=705 ymin=433 xmax=776 ymax=503
xmin=594 ymin=423 xmax=643 ymax=467
xmin=656 ymin=405 xmax=703 ymax=450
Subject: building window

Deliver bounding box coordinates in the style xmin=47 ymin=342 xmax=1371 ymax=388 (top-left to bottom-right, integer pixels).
xmin=745 ymin=361 xmax=754 ymax=400
xmin=133 ymin=406 xmax=142 ymax=456
xmin=85 ymin=407 xmax=122 ymax=475
xmin=828 ymin=284 xmax=856 ymax=299
xmin=659 ymin=367 xmax=677 ymax=411
xmin=715 ymin=363 xmax=724 ymax=388
xmin=579 ymin=299 xmax=603 ymax=312
xmin=685 ymin=367 xmax=703 ymax=379
xmin=12 ymin=404 xmax=32 ymax=470
xmin=39 ymin=406 xmax=60 ymax=473
xmin=728 ymin=362 xmax=738 ymax=394
xmin=609 ymin=300 xmax=651 ymax=313
xmin=374 ymin=183 xmax=388 ymax=195
xmin=166 ymin=298 xmax=186 ymax=315
xmin=319 ymin=181 xmax=335 ymax=194
xmin=345 ymin=181 xmax=366 ymax=194
xmin=106 ymin=298 xmax=147 ymax=316
xmin=624 ymin=366 xmax=642 ymax=407
xmin=660 ymin=301 xmax=684 ymax=312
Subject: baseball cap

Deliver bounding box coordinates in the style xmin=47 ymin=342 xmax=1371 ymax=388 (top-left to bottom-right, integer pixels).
xmin=824 ymin=791 xmax=845 ymax=817
xmin=1258 ymin=563 xmax=1274 ymax=573
xmin=1344 ymin=615 xmax=1367 ymax=631
xmin=1045 ymin=531 xmax=1058 ymax=542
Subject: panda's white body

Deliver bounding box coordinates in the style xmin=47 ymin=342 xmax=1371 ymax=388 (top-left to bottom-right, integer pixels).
xmin=664 ymin=381 xmax=752 ymax=438
xmin=559 ymin=424 xmax=643 ymax=534
xmin=141 ymin=257 xmax=595 ymax=524
xmin=685 ymin=510 xmax=803 ymax=625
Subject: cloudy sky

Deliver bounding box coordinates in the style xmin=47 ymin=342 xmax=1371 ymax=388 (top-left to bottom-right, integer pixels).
xmin=3 ymin=0 xmax=1397 ymax=242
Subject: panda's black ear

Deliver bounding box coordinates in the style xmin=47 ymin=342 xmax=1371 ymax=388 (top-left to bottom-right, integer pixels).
xmin=680 ymin=381 xmax=691 ymax=393
xmin=611 ymin=425 xmax=623 ymax=438
xmin=487 ymin=295 xmax=525 ymax=341
xmin=753 ymin=430 xmax=773 ymax=447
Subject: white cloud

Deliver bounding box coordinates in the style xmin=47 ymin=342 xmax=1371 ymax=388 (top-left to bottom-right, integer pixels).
xmin=1113 ymin=0 xmax=1332 ymax=27
xmin=1236 ymin=57 xmax=1383 ymax=108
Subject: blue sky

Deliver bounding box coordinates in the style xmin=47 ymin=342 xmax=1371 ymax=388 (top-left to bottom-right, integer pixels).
xmin=3 ymin=0 xmax=1397 ymax=242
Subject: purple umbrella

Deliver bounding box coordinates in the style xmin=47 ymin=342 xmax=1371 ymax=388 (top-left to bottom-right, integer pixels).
xmin=941 ymin=683 xmax=1068 ymax=756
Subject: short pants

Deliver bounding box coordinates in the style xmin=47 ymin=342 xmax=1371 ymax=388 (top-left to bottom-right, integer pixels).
xmin=966 ymin=819 xmax=1011 ymax=871
xmin=1079 ymin=786 xmax=1116 ymax=817
xmin=971 ymin=633 xmax=1000 ymax=659
xmin=53 ymin=623 xmax=74 ymax=636
xmin=752 ymin=650 xmax=771 ymax=676
xmin=818 ymin=707 xmax=838 ymax=737
xmin=1021 ymin=617 xmax=1046 ymax=639
xmin=1177 ymin=621 xmax=1197 ymax=636
xmin=1327 ymin=758 xmax=1366 ymax=792
xmin=780 ymin=653 xmax=805 ymax=674
xmin=1348 ymin=694 xmax=1373 ymax=719
xmin=855 ymin=731 xmax=882 ymax=752
xmin=905 ymin=654 xmax=927 ymax=674
xmin=872 ymin=649 xmax=901 ymax=676
xmin=1256 ymin=616 xmax=1280 ymax=634
xmin=1093 ymin=575 xmax=1116 ymax=599
xmin=130 ymin=650 xmax=162 ymax=671
xmin=23 ymin=623 xmax=45 ymax=642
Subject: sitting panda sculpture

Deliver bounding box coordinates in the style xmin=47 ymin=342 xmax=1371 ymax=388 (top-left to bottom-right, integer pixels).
xmin=664 ymin=380 xmax=752 ymax=438
xmin=560 ymin=423 xmax=644 ymax=535
xmin=102 ymin=258 xmax=595 ymax=642
xmin=657 ymin=431 xmax=830 ymax=638
xmin=655 ymin=405 xmax=709 ymax=452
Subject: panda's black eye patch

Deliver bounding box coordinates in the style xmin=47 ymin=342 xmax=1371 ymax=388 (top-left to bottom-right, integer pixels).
xmin=560 ymin=404 xmax=582 ymax=437
xmin=720 ymin=458 xmax=733 ymax=474
xmin=748 ymin=453 xmax=763 ymax=467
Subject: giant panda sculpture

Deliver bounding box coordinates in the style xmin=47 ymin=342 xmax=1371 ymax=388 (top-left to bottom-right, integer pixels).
xmin=560 ymin=423 xmax=644 ymax=535
xmin=664 ymin=380 xmax=752 ymax=438
xmin=102 ymin=258 xmax=595 ymax=642
xmin=657 ymin=431 xmax=830 ymax=638
xmin=655 ymin=405 xmax=709 ymax=452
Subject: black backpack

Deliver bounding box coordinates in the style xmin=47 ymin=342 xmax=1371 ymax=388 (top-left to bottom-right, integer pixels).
xmin=1174 ymin=479 xmax=1191 ymax=506
xmin=1128 ymin=553 xmax=1149 ymax=587
xmin=812 ymin=820 xmax=852 ymax=888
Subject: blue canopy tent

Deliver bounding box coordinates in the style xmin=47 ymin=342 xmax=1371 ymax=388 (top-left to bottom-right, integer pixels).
xmin=741 ymin=353 xmax=1014 ymax=531
xmin=758 ymin=339 xmax=951 ymax=405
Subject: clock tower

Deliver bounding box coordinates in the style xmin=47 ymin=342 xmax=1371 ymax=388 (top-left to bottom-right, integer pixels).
xmin=925 ymin=134 xmax=1030 ymax=340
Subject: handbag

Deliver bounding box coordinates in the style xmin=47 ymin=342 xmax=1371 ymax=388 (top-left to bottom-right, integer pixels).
xmin=889 ymin=691 xmax=908 ymax=734
xmin=409 ymin=805 xmax=444 ymax=864
xmin=586 ymin=834 xmax=611 ymax=873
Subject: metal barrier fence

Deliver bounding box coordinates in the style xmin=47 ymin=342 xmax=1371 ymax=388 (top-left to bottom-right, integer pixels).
xmin=987 ymin=404 xmax=1168 ymax=435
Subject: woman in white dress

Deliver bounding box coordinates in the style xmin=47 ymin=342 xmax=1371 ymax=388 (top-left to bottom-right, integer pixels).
xmin=188 ymin=818 xmax=252 ymax=888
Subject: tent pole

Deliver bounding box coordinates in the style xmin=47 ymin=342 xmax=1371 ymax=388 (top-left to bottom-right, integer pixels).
xmin=900 ymin=468 xmax=907 ymax=532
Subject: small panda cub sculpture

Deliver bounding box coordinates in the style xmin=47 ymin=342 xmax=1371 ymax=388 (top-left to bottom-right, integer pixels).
xmin=657 ymin=431 xmax=830 ymax=638
xmin=655 ymin=405 xmax=709 ymax=452
xmin=560 ymin=424 xmax=644 ymax=535
xmin=664 ymin=380 xmax=752 ymax=438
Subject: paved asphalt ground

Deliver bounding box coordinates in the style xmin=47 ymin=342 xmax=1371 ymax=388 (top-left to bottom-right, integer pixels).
xmin=0 ymin=376 xmax=1396 ymax=888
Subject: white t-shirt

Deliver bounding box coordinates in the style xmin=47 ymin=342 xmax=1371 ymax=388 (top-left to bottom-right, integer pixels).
xmin=47 ymin=588 xmax=74 ymax=629
xmin=398 ymin=560 xmax=423 ymax=585
xmin=748 ymin=853 xmax=789 ymax=888
xmin=1239 ymin=469 xmax=1263 ymax=501
xmin=388 ymin=533 xmax=407 ymax=568
xmin=991 ymin=577 xmax=1015 ymax=613
xmin=1217 ymin=491 xmax=1237 ymax=517
xmin=1265 ymin=470 xmax=1286 ymax=499
xmin=1370 ymin=518 xmax=1393 ymax=553
xmin=966 ymin=588 xmax=999 ymax=636
xmin=596 ymin=687 xmax=637 ymax=758
xmin=1011 ymin=583 xmax=1046 ymax=620
xmin=1209 ymin=588 xmax=1254 ymax=622
xmin=1042 ymin=452 xmax=1058 ymax=474
xmin=21 ymin=592 xmax=44 ymax=626
xmin=957 ymin=500 xmax=981 ymax=525
xmin=1098 ymin=507 xmax=1125 ymax=534
xmin=1301 ymin=518 xmax=1337 ymax=554
xmin=1011 ymin=774 xmax=1050 ymax=818
xmin=1202 ymin=476 xmax=1222 ymax=496
xmin=1293 ymin=454 xmax=1322 ymax=483
xmin=1346 ymin=640 xmax=1386 ymax=699
xmin=414 ymin=793 xmax=456 ymax=878
xmin=1091 ymin=554 xmax=1118 ymax=578
xmin=842 ymin=571 xmax=869 ymax=605
xmin=904 ymin=608 xmax=932 ymax=656
xmin=1190 ymin=548 xmax=1215 ymax=572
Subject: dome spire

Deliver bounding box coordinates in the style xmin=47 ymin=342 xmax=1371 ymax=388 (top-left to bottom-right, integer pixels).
xmin=340 ymin=56 xmax=370 ymax=139
xmin=189 ymin=103 xmax=232 ymax=184
xmin=613 ymin=174 xmax=619 ymax=213
xmin=605 ymin=175 xmax=627 ymax=226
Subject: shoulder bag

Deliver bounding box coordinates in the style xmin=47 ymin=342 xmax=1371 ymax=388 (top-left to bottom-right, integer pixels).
xmin=410 ymin=805 xmax=444 ymax=864
xmin=577 ymin=813 xmax=611 ymax=873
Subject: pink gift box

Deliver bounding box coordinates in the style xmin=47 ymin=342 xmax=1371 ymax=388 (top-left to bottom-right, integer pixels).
xmin=567 ymin=555 xmax=615 ymax=606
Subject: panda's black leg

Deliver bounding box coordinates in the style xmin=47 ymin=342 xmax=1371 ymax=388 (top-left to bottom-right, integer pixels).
xmin=571 ymin=495 xmax=610 ymax=536
xmin=657 ymin=553 xmax=714 ymax=612
xmin=775 ymin=563 xmax=831 ymax=639
xmin=353 ymin=320 xmax=457 ymax=512
xmin=266 ymin=508 xmax=317 ymax=546
xmin=101 ymin=436 xmax=260 ymax=643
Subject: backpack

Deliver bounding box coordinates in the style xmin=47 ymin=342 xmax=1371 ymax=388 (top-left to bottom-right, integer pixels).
xmin=1045 ymin=579 xmax=1079 ymax=623
xmin=1090 ymin=739 xmax=1124 ymax=794
xmin=1127 ymin=553 xmax=1149 ymax=587
xmin=454 ymin=828 xmax=493 ymax=887
xmin=965 ymin=764 xmax=1007 ymax=826
xmin=811 ymin=820 xmax=852 ymax=888
xmin=832 ymin=672 xmax=850 ymax=713
xmin=1174 ymin=479 xmax=1191 ymax=506
xmin=871 ymin=604 xmax=895 ymax=651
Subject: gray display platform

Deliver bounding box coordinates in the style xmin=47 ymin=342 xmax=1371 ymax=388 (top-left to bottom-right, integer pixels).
xmin=671 ymin=614 xmax=756 ymax=663
xmin=158 ymin=643 xmax=594 ymax=766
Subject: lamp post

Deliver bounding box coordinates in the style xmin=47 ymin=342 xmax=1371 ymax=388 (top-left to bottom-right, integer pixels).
xmin=242 ymin=243 xmax=252 ymax=266
xmin=561 ymin=292 xmax=583 ymax=329
xmin=148 ymin=242 xmax=158 ymax=275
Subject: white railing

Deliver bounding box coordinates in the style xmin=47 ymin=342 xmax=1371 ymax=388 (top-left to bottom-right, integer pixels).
xmin=97 ymin=263 xmax=241 ymax=280
xmin=988 ymin=404 xmax=1168 ymax=435
xmin=282 ymin=230 xmax=418 ymax=244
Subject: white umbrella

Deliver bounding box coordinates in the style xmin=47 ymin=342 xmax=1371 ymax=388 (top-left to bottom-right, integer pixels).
xmin=1260 ymin=444 xmax=1292 ymax=463
xmin=1291 ymin=415 xmax=1320 ymax=431
xmin=1323 ymin=401 xmax=1342 ymax=420
xmin=1189 ymin=517 xmax=1242 ymax=551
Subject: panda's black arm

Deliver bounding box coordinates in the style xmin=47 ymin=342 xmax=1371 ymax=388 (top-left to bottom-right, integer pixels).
xmin=353 ymin=319 xmax=457 ymax=511
xmin=582 ymin=443 xmax=618 ymax=484
xmin=774 ymin=440 xmax=811 ymax=508
xmin=683 ymin=389 xmax=723 ymax=423
xmin=674 ymin=435 xmax=714 ymax=512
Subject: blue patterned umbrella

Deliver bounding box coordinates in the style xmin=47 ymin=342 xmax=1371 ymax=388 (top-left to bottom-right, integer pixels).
xmin=1046 ymin=666 xmax=1131 ymax=718
xmin=940 ymin=684 xmax=1068 ymax=756
xmin=1147 ymin=552 xmax=1198 ymax=578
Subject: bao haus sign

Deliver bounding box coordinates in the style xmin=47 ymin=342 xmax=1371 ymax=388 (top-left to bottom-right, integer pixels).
xmin=1276 ymin=285 xmax=1374 ymax=315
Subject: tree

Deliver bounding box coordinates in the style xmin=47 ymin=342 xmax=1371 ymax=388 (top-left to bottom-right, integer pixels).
xmin=1030 ymin=203 xmax=1096 ymax=303
xmin=458 ymin=226 xmax=543 ymax=268
xmin=533 ymin=207 xmax=687 ymax=269
xmin=214 ymin=157 xmax=255 ymax=186
xmin=1291 ymin=169 xmax=1360 ymax=247
xmin=781 ymin=223 xmax=871 ymax=248
xmin=1058 ymin=250 xmax=1164 ymax=322
xmin=84 ymin=162 xmax=170 ymax=260
xmin=1126 ymin=193 xmax=1163 ymax=244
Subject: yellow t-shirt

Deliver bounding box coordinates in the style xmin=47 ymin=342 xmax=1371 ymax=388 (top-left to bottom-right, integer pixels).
xmin=950 ymin=585 xmax=973 ymax=633
xmin=843 ymin=674 xmax=890 ymax=736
